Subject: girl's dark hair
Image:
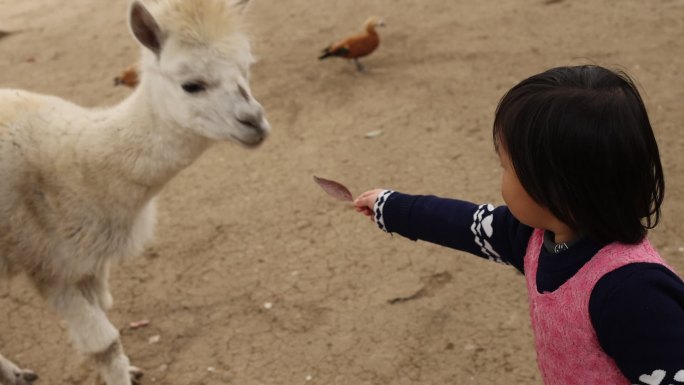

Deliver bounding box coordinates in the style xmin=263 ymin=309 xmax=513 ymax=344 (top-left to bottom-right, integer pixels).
xmin=493 ymin=65 xmax=664 ymax=244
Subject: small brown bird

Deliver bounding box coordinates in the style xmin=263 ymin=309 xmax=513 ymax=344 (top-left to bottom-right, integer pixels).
xmin=319 ymin=16 xmax=385 ymax=71
xmin=113 ymin=62 xmax=140 ymax=88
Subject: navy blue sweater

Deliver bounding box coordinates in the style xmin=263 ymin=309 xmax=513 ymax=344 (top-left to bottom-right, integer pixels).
xmin=377 ymin=191 xmax=684 ymax=383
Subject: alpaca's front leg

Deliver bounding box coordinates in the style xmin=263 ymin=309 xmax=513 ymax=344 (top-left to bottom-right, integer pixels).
xmin=93 ymin=341 xmax=143 ymax=385
xmin=0 ymin=354 xmax=38 ymax=385
xmin=43 ymin=285 xmax=141 ymax=385
xmin=78 ymin=271 xmax=114 ymax=311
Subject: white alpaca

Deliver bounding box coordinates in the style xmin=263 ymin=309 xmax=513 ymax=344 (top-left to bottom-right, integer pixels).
xmin=0 ymin=0 xmax=269 ymax=384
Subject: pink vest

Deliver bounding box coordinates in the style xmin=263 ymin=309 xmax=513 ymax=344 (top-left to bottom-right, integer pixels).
xmin=524 ymin=229 xmax=671 ymax=385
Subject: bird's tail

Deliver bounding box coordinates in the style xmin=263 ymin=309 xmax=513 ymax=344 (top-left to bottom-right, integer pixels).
xmin=319 ymin=46 xmax=351 ymax=60
xmin=318 ymin=48 xmax=332 ymax=60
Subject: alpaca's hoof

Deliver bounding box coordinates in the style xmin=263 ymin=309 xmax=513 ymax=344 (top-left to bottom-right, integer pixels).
xmin=14 ymin=369 xmax=38 ymax=385
xmin=129 ymin=366 xmax=143 ymax=385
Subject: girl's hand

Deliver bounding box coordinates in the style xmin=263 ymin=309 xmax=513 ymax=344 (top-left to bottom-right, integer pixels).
xmin=353 ymin=189 xmax=384 ymax=221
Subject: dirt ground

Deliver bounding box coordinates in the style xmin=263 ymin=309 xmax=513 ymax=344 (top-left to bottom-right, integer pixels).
xmin=1 ymin=0 xmax=683 ymax=384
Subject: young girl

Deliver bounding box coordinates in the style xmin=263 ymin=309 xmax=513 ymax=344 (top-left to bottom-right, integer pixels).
xmin=353 ymin=65 xmax=684 ymax=384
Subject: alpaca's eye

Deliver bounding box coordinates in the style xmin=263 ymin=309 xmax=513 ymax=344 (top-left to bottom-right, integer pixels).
xmin=181 ymin=81 xmax=207 ymax=94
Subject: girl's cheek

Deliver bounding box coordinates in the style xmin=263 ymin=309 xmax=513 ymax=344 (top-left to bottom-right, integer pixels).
xmin=500 ymin=173 xmax=510 ymax=205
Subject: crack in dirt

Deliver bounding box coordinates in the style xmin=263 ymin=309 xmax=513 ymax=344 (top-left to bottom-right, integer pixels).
xmin=387 ymin=271 xmax=453 ymax=305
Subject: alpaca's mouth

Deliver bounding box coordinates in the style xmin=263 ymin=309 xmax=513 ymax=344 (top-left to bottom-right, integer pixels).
xmin=232 ymin=117 xmax=269 ymax=148
xmin=237 ymin=118 xmax=260 ymax=131
xmin=230 ymin=132 xmax=266 ymax=148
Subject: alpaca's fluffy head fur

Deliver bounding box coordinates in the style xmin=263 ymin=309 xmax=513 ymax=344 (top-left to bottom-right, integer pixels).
xmin=129 ymin=0 xmax=270 ymax=145
xmin=145 ymin=0 xmax=247 ymax=50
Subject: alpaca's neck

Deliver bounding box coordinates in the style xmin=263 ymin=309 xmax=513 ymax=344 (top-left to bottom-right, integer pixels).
xmin=89 ymin=80 xmax=211 ymax=194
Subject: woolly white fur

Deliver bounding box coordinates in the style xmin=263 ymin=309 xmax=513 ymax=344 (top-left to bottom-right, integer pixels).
xmin=0 ymin=0 xmax=268 ymax=384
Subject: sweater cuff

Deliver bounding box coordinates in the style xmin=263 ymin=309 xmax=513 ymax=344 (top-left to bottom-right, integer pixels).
xmin=374 ymin=191 xmax=419 ymax=239
xmin=373 ymin=190 xmax=394 ymax=232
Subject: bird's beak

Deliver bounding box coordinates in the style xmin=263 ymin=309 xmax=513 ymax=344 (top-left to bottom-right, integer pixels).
xmin=377 ymin=19 xmax=386 ymax=27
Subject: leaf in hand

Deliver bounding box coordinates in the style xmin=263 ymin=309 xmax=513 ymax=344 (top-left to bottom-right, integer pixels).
xmin=313 ymin=176 xmax=353 ymax=202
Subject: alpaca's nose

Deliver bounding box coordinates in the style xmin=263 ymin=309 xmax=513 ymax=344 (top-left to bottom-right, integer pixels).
xmin=237 ymin=114 xmax=268 ymax=134
xmin=238 ymin=97 xmax=269 ymax=132
xmin=237 ymin=116 xmax=261 ymax=132
xmin=237 ymin=108 xmax=271 ymax=140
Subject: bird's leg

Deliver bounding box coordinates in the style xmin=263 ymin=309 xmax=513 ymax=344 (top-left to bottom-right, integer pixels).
xmin=353 ymin=59 xmax=366 ymax=72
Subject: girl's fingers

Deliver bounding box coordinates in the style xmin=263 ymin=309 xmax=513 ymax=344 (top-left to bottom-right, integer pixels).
xmin=354 ymin=206 xmax=372 ymax=215
xmin=354 ymin=189 xmax=381 ymax=207
xmin=352 ymin=195 xmax=369 ymax=207
xmin=353 ymin=204 xmax=374 ymax=219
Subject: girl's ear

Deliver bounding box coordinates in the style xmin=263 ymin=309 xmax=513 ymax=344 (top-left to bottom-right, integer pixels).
xmin=231 ymin=0 xmax=250 ymax=14
xmin=129 ymin=1 xmax=164 ymax=56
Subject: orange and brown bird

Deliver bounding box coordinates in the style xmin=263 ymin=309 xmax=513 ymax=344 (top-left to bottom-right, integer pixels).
xmin=319 ymin=16 xmax=385 ymax=72
xmin=113 ymin=62 xmax=140 ymax=88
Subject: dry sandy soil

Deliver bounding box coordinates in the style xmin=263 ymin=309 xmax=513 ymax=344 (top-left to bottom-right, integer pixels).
xmin=1 ymin=0 xmax=684 ymax=384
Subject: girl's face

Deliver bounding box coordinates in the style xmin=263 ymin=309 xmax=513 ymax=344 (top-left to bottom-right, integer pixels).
xmin=498 ymin=145 xmax=577 ymax=242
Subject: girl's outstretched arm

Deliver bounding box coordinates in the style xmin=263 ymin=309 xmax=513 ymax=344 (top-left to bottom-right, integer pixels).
xmin=353 ymin=189 xmax=532 ymax=272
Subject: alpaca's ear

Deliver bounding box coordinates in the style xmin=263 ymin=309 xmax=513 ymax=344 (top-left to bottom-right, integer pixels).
xmin=231 ymin=0 xmax=250 ymax=14
xmin=129 ymin=1 xmax=164 ymax=56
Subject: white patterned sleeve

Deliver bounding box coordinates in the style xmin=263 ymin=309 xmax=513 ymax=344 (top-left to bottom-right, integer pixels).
xmin=470 ymin=203 xmax=508 ymax=264
xmin=373 ymin=190 xmax=395 ymax=232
